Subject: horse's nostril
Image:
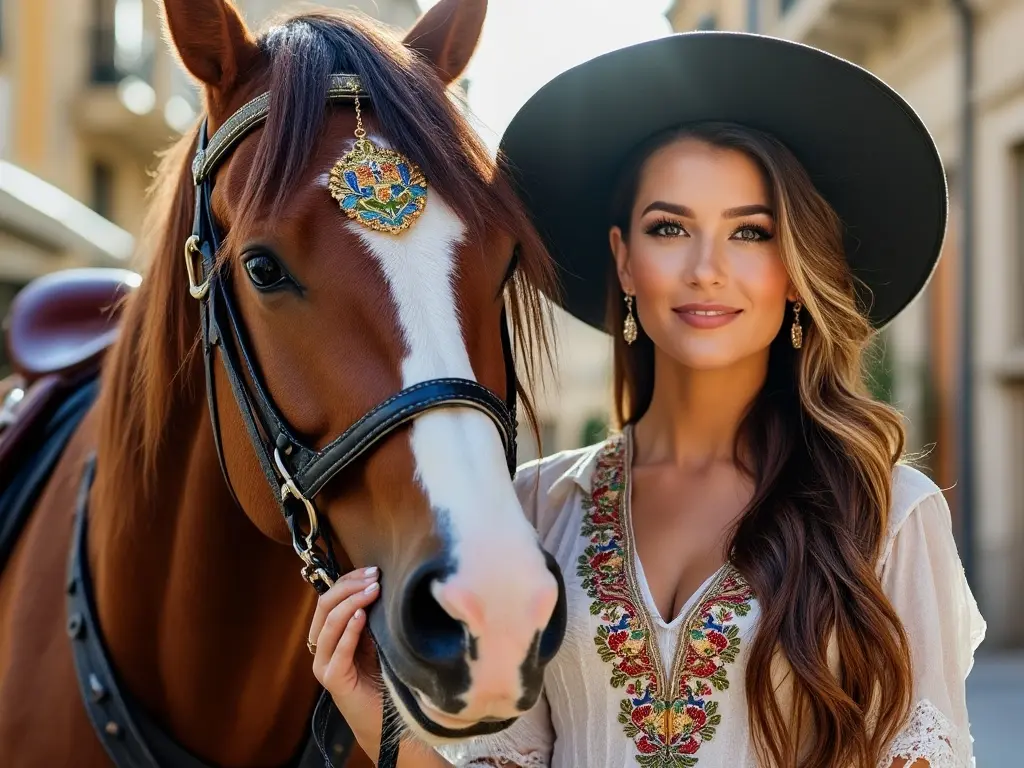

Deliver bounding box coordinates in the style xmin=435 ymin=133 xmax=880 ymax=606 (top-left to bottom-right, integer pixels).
xmin=401 ymin=559 xmax=466 ymax=664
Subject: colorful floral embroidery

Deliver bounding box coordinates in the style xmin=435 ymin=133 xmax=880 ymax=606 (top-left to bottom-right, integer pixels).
xmin=578 ymin=436 xmax=754 ymax=767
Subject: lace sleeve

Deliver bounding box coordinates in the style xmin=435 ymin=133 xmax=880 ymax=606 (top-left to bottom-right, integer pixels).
xmin=878 ymin=480 xmax=986 ymax=768
xmin=434 ymin=692 xmax=553 ymax=768
xmin=881 ymin=699 xmax=971 ymax=768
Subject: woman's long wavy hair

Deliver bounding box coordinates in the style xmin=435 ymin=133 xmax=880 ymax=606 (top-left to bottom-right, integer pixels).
xmin=608 ymin=123 xmax=913 ymax=767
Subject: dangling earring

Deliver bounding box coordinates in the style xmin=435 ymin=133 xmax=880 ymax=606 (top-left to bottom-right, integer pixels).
xmin=791 ymin=300 xmax=804 ymax=350
xmin=623 ymin=294 xmax=638 ymax=345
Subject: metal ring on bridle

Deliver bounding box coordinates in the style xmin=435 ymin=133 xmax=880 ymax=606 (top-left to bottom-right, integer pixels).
xmin=274 ymin=447 xmax=321 ymax=556
xmin=183 ymin=235 xmax=210 ymax=300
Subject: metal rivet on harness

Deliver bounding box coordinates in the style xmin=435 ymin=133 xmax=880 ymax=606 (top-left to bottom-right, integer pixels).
xmin=88 ymin=673 xmax=108 ymax=703
xmin=67 ymin=613 xmax=84 ymax=639
xmin=105 ymin=721 xmax=123 ymax=738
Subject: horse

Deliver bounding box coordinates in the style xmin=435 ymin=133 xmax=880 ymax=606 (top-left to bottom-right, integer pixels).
xmin=0 ymin=0 xmax=569 ymax=765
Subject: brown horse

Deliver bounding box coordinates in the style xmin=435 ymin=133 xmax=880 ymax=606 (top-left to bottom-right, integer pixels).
xmin=0 ymin=0 xmax=567 ymax=765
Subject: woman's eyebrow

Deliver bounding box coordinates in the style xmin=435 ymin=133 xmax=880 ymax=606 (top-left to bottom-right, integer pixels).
xmin=639 ymin=201 xmax=774 ymax=219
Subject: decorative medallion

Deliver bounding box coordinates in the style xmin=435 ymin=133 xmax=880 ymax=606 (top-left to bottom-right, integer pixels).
xmin=328 ymin=137 xmax=428 ymax=235
xmin=578 ymin=434 xmax=754 ymax=767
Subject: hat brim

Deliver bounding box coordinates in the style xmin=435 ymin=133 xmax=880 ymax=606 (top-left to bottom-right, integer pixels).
xmin=499 ymin=32 xmax=947 ymax=331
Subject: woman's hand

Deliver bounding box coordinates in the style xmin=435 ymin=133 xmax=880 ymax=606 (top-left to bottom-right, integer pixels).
xmin=309 ymin=566 xmax=383 ymax=738
xmin=309 ymin=568 xmax=455 ymax=767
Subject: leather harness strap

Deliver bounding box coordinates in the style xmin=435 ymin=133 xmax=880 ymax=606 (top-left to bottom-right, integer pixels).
xmin=67 ymin=454 xmax=358 ymax=768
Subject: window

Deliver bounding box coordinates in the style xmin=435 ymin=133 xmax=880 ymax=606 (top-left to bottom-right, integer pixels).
xmin=90 ymin=0 xmax=151 ymax=84
xmin=695 ymin=12 xmax=716 ymax=31
xmin=90 ymin=160 xmax=115 ymax=221
xmin=90 ymin=0 xmax=117 ymax=83
xmin=1016 ymin=144 xmax=1024 ymax=343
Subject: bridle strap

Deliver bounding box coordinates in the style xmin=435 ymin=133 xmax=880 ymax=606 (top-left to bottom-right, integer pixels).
xmin=192 ymin=74 xmax=367 ymax=185
xmin=294 ymin=377 xmax=516 ymax=497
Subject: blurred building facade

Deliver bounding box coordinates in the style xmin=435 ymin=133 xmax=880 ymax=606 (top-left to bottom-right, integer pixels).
xmin=668 ymin=0 xmax=1024 ymax=648
xmin=0 ymin=0 xmax=419 ymax=369
xmin=0 ymin=0 xmax=419 ymax=237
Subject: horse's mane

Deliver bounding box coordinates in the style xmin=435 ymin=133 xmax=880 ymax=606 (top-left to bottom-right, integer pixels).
xmin=96 ymin=9 xmax=557 ymax=506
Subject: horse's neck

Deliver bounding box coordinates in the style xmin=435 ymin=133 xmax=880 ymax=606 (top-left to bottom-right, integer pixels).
xmin=87 ymin=377 xmax=322 ymax=765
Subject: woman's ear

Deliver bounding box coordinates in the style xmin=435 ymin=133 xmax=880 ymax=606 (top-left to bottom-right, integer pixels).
xmin=610 ymin=226 xmax=634 ymax=295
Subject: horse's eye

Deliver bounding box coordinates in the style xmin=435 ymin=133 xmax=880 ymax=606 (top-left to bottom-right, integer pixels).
xmin=243 ymin=253 xmax=287 ymax=290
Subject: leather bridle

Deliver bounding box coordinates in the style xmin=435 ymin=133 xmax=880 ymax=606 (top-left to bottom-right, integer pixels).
xmin=186 ymin=73 xmax=521 ymax=766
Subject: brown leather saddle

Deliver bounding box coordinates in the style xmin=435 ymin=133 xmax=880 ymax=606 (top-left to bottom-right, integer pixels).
xmin=0 ymin=268 xmax=138 ymax=571
xmin=0 ymin=268 xmax=138 ymax=472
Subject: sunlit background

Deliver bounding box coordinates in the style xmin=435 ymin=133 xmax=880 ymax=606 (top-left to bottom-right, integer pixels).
xmin=0 ymin=1 xmax=1022 ymax=759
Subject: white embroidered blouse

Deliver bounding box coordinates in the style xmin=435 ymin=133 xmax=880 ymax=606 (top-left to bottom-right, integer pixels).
xmin=437 ymin=430 xmax=986 ymax=768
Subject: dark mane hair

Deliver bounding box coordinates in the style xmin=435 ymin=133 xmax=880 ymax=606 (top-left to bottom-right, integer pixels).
xmin=95 ymin=9 xmax=556 ymax=511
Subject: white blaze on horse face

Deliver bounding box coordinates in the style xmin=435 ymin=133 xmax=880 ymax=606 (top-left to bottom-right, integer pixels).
xmin=341 ymin=161 xmax=556 ymax=720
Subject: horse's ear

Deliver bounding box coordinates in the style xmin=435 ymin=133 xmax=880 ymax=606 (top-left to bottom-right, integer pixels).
xmin=161 ymin=0 xmax=259 ymax=95
xmin=403 ymin=0 xmax=486 ymax=85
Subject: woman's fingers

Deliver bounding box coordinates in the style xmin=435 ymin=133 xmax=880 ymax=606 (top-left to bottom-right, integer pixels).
xmin=312 ymin=579 xmax=381 ymax=689
xmin=308 ymin=566 xmax=378 ymax=646
xmin=319 ymin=604 xmax=369 ymax=693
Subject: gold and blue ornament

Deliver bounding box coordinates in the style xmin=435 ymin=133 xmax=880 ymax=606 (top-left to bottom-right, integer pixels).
xmin=328 ymin=93 xmax=427 ymax=235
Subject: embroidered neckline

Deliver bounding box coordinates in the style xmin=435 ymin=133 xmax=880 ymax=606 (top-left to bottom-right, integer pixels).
xmin=578 ymin=431 xmax=754 ymax=766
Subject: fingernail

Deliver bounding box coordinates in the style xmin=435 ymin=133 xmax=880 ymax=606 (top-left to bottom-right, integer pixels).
xmin=363 ymin=582 xmax=379 ymax=594
xmin=354 ymin=608 xmax=363 ymax=619
xmin=363 ymin=566 xmax=378 ymax=577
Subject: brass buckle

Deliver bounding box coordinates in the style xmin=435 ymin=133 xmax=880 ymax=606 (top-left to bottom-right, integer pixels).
xmin=184 ymin=235 xmax=210 ymax=300
xmin=273 ymin=448 xmax=336 ymax=591
xmin=274 ymin=448 xmax=321 ymax=555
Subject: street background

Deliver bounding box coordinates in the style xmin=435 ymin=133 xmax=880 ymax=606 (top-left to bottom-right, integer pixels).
xmin=0 ymin=0 xmax=1021 ymax=763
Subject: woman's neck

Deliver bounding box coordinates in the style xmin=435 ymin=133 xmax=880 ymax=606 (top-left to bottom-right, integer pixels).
xmin=634 ymin=348 xmax=769 ymax=469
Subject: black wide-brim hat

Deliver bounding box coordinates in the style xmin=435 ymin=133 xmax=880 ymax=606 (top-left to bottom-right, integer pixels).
xmin=499 ymin=32 xmax=947 ymax=331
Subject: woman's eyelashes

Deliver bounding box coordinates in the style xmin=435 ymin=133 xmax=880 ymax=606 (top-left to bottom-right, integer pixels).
xmin=642 ymin=218 xmax=774 ymax=241
xmin=731 ymin=222 xmax=774 ymax=242
xmin=644 ymin=218 xmax=688 ymax=238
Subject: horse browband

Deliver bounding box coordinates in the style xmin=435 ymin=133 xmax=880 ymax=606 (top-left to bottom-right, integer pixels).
xmin=192 ymin=73 xmax=366 ymax=185
xmin=185 ymin=73 xmax=520 ymax=767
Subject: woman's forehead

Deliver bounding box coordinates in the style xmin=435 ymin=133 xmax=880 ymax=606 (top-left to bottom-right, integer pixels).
xmin=636 ymin=140 xmax=771 ymax=207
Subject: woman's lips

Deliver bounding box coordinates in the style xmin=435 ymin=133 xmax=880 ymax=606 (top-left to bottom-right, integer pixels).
xmin=672 ymin=304 xmax=743 ymax=330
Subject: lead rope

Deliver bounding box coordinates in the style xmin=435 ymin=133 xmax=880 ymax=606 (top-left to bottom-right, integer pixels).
xmin=310 ymin=637 xmax=401 ymax=767
xmin=301 ymin=538 xmax=397 ymax=768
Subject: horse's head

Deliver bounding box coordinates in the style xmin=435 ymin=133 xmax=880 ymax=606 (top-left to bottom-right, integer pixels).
xmin=160 ymin=0 xmax=565 ymax=741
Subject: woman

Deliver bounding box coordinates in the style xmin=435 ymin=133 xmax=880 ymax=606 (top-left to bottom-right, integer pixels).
xmin=308 ymin=32 xmax=985 ymax=767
